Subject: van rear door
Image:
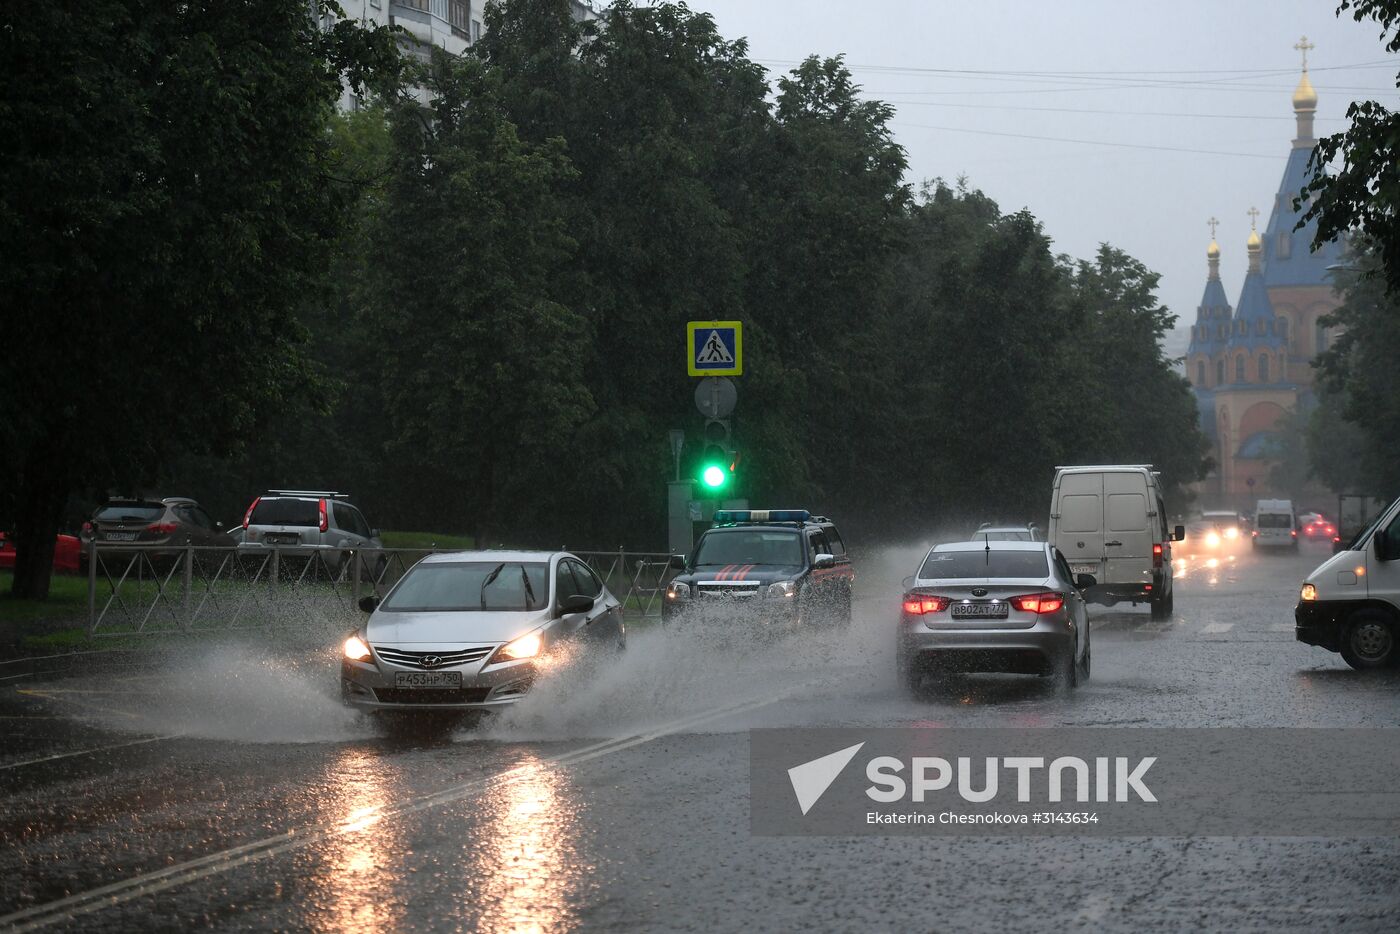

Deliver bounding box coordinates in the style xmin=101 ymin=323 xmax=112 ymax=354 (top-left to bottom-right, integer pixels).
xmin=1104 ymin=471 xmax=1152 ymax=585
xmin=1055 ymin=472 xmax=1104 ymax=576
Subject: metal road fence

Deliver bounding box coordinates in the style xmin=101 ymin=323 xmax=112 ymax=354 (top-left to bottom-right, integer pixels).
xmin=85 ymin=544 xmax=677 ymax=636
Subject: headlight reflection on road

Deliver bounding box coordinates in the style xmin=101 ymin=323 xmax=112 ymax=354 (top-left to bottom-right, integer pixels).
xmin=313 ymin=747 xmax=403 ymax=934
xmin=472 ymin=756 xmax=584 ymax=934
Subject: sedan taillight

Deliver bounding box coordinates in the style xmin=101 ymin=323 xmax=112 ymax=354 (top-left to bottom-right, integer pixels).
xmin=1010 ymin=592 xmax=1065 ymax=615
xmin=902 ymin=594 xmax=950 ymax=615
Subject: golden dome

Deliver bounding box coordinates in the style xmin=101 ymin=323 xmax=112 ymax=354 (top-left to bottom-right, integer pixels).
xmin=1246 ymin=228 xmax=1262 ymax=251
xmin=1293 ymin=70 xmax=1317 ymax=110
xmin=1207 ymin=238 xmax=1220 ymax=259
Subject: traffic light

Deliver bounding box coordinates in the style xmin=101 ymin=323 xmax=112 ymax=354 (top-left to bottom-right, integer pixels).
xmin=698 ymin=417 xmax=733 ymax=492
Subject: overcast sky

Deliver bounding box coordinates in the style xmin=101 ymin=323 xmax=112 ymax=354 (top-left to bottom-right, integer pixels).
xmin=682 ymin=0 xmax=1396 ymax=357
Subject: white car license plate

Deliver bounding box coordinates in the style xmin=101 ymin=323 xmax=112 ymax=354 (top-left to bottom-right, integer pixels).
xmin=394 ymin=671 xmax=462 ymax=689
xmin=105 ymin=532 xmax=137 ymax=541
xmin=1070 ymin=564 xmax=1097 ymax=575
xmin=952 ymin=602 xmax=1009 ymax=619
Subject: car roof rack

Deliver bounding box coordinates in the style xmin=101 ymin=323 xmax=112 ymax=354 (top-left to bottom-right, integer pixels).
xmin=264 ymin=489 xmax=351 ymax=499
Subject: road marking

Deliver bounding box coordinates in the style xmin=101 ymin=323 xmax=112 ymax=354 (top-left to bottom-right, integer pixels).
xmin=0 ymin=649 xmax=129 ymax=668
xmin=0 ymin=734 xmax=179 ymax=772
xmin=0 ymin=687 xmax=801 ymax=931
xmin=0 ymin=672 xmax=33 ymax=682
xmin=1201 ymin=622 xmax=1234 ymax=634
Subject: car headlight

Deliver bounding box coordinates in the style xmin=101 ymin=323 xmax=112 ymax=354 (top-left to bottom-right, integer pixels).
xmin=666 ymin=581 xmax=690 ymax=601
xmin=1205 ymin=531 xmax=1221 ymax=548
xmin=767 ymin=580 xmax=797 ymax=599
xmin=344 ymin=634 xmax=372 ymax=661
xmin=1300 ymin=583 xmax=1317 ymax=602
xmin=494 ymin=631 xmax=543 ymax=662
xmin=1224 ymin=527 xmax=1239 ymax=539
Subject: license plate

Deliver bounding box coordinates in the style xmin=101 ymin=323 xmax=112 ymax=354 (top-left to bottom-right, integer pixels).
xmin=265 ymin=534 xmax=298 ymax=545
xmin=1070 ymin=564 xmax=1097 ymax=575
xmin=105 ymin=532 xmax=137 ymax=541
xmin=952 ymin=602 xmax=1009 ymax=619
xmin=394 ymin=671 xmax=462 ymax=689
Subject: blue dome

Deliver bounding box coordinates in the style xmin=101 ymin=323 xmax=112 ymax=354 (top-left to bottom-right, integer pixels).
xmin=1226 ymin=268 xmax=1287 ymax=351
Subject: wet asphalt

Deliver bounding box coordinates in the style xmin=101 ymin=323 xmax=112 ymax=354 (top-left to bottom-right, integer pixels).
xmin=2 ymin=538 xmax=1399 ymax=932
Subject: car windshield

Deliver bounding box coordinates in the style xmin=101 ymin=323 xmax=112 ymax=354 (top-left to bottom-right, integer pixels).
xmin=381 ymin=562 xmax=549 ymax=612
xmin=95 ymin=503 xmax=165 ymax=522
xmin=1257 ymin=513 xmax=1292 ymax=528
xmin=693 ymin=530 xmax=803 ymax=566
xmin=249 ymin=498 xmax=320 ymax=527
xmin=919 ymin=549 xmax=1049 ymax=580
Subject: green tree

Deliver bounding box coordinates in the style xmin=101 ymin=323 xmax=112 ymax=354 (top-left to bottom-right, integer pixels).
xmin=0 ymin=0 xmax=400 ymax=597
xmin=1300 ymin=1 xmax=1400 ymax=293
xmin=362 ymin=51 xmax=592 ymax=544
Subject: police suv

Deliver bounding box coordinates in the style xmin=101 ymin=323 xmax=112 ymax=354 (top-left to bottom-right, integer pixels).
xmin=663 ymin=510 xmax=855 ymax=626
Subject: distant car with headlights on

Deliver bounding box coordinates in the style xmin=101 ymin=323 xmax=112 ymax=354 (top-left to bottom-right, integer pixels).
xmin=662 ymin=509 xmax=854 ymax=627
xmin=341 ymin=551 xmax=625 ymax=713
xmin=897 ymin=540 xmax=1093 ymax=693
xmin=1187 ymin=510 xmax=1247 ymax=551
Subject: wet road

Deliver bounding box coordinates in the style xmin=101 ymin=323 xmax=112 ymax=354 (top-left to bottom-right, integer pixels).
xmin=3 ymin=539 xmax=1399 ymax=931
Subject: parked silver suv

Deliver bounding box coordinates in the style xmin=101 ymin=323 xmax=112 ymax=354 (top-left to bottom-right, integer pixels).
xmin=239 ymin=490 xmax=384 ymax=578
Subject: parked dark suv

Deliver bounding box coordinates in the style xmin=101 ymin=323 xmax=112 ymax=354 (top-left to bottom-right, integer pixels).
xmin=662 ymin=509 xmax=855 ymax=626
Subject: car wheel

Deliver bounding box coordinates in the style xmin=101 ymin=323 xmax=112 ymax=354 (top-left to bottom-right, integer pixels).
xmin=1165 ymin=586 xmax=1175 ymax=616
xmin=1150 ymin=592 xmax=1169 ymax=621
xmin=1077 ymin=631 xmax=1092 ymax=683
xmin=1339 ymin=610 xmax=1398 ymax=670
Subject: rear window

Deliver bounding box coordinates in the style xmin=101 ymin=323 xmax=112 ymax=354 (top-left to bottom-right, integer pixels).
xmin=249 ymin=498 xmax=320 ymax=527
xmin=919 ymin=550 xmax=1050 ymax=580
xmin=1257 ymin=513 xmax=1293 ymax=528
xmin=95 ymin=503 xmax=166 ymax=522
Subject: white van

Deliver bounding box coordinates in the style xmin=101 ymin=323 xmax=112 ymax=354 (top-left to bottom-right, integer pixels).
xmin=1253 ymin=499 xmax=1297 ymax=551
xmin=1049 ymin=465 xmax=1185 ymax=619
xmin=1296 ymin=494 xmax=1400 ymax=669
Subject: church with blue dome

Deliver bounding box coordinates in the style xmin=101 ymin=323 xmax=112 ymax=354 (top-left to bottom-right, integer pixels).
xmin=1185 ymin=39 xmax=1346 ymax=503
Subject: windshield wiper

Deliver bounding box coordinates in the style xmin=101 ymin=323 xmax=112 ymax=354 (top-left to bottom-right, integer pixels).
xmin=520 ymin=565 xmax=536 ymax=608
xmin=479 ymin=562 xmax=506 ymax=610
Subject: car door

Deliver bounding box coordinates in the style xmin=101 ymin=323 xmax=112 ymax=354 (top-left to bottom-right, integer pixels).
xmin=806 ymin=530 xmax=832 ymax=603
xmin=1054 ymin=549 xmax=1088 ymax=660
xmin=1055 ymin=472 xmax=1105 ymax=578
xmin=568 ymin=559 xmax=623 ymax=644
xmin=1103 ymin=472 xmax=1151 ymax=587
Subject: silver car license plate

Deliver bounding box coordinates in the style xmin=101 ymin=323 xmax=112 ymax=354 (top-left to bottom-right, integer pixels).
xmin=952 ymin=602 xmax=1009 ymax=619
xmin=394 ymin=671 xmax=462 ymax=689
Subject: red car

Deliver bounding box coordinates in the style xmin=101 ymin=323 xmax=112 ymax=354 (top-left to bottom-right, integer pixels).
xmin=0 ymin=531 xmax=83 ymax=573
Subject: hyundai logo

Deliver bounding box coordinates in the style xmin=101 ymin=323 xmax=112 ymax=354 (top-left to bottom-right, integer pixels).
xmin=420 ymin=654 xmax=443 ymax=669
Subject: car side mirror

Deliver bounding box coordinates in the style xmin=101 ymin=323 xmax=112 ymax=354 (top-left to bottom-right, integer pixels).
xmin=1171 ymin=525 xmax=1186 ymax=542
xmin=813 ymin=553 xmax=836 ymax=569
xmin=559 ymin=593 xmax=594 ymax=615
xmin=1076 ymin=573 xmax=1097 ymax=590
xmin=669 ymin=554 xmax=687 ymax=570
xmin=358 ymin=595 xmax=379 ymax=613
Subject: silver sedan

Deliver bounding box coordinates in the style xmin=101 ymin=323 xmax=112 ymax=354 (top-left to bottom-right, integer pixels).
xmin=341 ymin=550 xmax=625 ymax=713
xmin=896 ymin=541 xmax=1092 ymax=692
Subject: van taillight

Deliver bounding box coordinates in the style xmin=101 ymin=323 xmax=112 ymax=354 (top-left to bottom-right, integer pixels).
xmin=1152 ymin=543 xmax=1163 ymax=568
xmin=319 ymin=498 xmax=329 ymax=533
xmin=243 ymin=497 xmax=260 ymax=529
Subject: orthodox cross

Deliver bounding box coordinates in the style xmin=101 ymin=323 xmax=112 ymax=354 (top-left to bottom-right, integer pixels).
xmin=1294 ymin=36 xmax=1314 ymax=71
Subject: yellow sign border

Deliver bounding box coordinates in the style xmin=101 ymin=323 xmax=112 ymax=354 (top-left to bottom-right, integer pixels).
xmin=687 ymin=320 xmax=743 ymax=376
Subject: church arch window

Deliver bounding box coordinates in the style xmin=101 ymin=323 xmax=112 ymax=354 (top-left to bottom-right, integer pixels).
xmin=1216 ymin=360 xmax=1225 ymax=386
xmin=1315 ymin=320 xmax=1329 ymax=354
xmin=1235 ymin=355 xmax=1247 ymax=383
xmin=1258 ymin=354 xmax=1270 ymax=383
xmin=1197 ymin=361 xmax=1207 ymax=386
xmin=1255 ymin=319 xmax=1266 ymax=336
xmin=1276 ymin=231 xmax=1291 ymax=259
xmin=1278 ymin=316 xmax=1289 ymax=339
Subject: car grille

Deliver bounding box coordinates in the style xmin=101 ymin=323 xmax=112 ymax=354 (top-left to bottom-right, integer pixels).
xmin=696 ymin=582 xmax=762 ymax=598
xmin=372 ymin=687 xmax=494 ymax=705
xmin=372 ymin=646 xmax=495 ymax=669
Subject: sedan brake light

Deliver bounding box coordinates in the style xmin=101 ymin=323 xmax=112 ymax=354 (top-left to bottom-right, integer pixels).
xmin=1010 ymin=592 xmax=1065 ymax=615
xmin=902 ymin=594 xmax=950 ymax=615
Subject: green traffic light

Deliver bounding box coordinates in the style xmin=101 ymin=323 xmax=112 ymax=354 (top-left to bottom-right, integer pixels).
xmin=701 ymin=464 xmax=728 ymax=489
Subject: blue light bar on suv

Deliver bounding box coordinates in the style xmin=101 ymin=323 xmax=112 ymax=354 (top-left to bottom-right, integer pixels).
xmin=714 ymin=509 xmax=811 ymax=523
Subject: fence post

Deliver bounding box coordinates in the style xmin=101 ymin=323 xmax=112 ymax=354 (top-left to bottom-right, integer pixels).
xmin=87 ymin=541 xmax=98 ymax=634
xmin=270 ymin=547 xmax=280 ymax=589
xmin=352 ymin=550 xmax=362 ymax=606
xmin=183 ymin=544 xmax=194 ymax=627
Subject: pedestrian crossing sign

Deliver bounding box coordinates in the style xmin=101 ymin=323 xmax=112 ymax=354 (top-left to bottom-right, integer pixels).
xmin=687 ymin=321 xmax=743 ymax=376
